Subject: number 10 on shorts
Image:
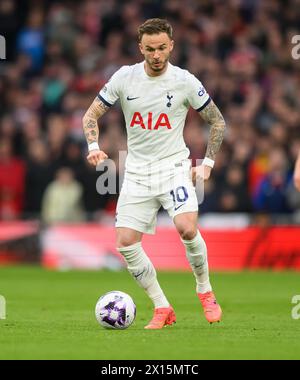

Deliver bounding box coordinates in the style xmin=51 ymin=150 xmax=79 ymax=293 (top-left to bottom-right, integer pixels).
xmin=170 ymin=186 xmax=188 ymax=210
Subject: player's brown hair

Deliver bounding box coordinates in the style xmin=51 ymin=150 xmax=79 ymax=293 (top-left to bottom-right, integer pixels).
xmin=138 ymin=18 xmax=173 ymax=42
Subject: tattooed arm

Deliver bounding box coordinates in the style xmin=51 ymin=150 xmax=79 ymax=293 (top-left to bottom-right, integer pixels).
xmin=191 ymin=100 xmax=226 ymax=182
xmin=200 ymin=99 xmax=226 ymax=162
xmin=82 ymin=97 xmax=109 ymax=166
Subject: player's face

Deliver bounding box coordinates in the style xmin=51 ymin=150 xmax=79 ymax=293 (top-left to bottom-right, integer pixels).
xmin=139 ymin=33 xmax=174 ymax=75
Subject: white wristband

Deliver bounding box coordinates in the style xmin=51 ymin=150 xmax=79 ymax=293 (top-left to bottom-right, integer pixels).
xmin=88 ymin=142 xmax=100 ymax=152
xmin=202 ymin=157 xmax=215 ymax=168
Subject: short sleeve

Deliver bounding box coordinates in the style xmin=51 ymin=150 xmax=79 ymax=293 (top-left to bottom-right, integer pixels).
xmin=185 ymin=72 xmax=211 ymax=112
xmin=98 ymin=66 xmax=128 ymax=107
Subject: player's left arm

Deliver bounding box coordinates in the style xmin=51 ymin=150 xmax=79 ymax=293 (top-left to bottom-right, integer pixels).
xmin=192 ymin=100 xmax=226 ymax=182
xmin=294 ymin=150 xmax=300 ymax=191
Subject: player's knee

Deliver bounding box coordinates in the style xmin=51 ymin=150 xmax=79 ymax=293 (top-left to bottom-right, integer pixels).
xmin=177 ymin=226 xmax=197 ymax=241
xmin=116 ymin=238 xmax=138 ymax=249
xmin=116 ymin=233 xmax=141 ymax=249
xmin=116 ymin=228 xmax=142 ymax=249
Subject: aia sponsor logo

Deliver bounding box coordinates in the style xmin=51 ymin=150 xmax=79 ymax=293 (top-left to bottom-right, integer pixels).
xmin=130 ymin=112 xmax=172 ymax=130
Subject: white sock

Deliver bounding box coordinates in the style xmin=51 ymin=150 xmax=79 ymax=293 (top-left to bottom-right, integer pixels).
xmin=117 ymin=242 xmax=170 ymax=308
xmin=181 ymin=230 xmax=212 ymax=294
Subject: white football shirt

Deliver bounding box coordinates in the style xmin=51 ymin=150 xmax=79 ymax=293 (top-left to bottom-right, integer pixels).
xmin=98 ymin=62 xmax=211 ymax=174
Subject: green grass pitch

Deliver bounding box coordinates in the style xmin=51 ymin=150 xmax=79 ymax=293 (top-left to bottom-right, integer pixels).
xmin=0 ymin=266 xmax=299 ymax=360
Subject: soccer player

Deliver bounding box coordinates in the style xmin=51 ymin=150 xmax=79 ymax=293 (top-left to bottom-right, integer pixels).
xmin=83 ymin=19 xmax=225 ymax=329
xmin=294 ymin=151 xmax=300 ymax=191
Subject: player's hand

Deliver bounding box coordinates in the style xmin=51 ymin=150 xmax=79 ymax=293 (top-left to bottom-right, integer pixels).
xmin=86 ymin=149 xmax=108 ymax=166
xmin=191 ymin=165 xmax=212 ymax=186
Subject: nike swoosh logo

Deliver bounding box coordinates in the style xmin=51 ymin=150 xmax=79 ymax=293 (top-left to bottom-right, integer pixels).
xmin=174 ymin=204 xmax=185 ymax=211
xmin=133 ymin=269 xmax=145 ymax=279
xmin=127 ymin=96 xmax=139 ymax=101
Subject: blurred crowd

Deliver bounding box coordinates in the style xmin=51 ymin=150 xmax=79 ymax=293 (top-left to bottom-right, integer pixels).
xmin=0 ymin=0 xmax=300 ymax=224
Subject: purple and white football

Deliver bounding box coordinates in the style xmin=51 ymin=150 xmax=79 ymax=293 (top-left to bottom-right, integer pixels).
xmin=95 ymin=291 xmax=136 ymax=329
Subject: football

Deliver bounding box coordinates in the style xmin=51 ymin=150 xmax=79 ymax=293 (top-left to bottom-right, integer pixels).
xmin=95 ymin=291 xmax=136 ymax=329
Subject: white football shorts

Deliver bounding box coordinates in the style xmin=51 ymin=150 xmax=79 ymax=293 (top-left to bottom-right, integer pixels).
xmin=115 ymin=159 xmax=199 ymax=234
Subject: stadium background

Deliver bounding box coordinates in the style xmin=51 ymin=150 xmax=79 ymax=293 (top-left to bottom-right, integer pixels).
xmin=0 ymin=0 xmax=300 ymax=361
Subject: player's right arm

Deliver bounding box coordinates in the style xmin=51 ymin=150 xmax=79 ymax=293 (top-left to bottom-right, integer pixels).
xmin=294 ymin=150 xmax=300 ymax=191
xmin=82 ymin=97 xmax=109 ymax=166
